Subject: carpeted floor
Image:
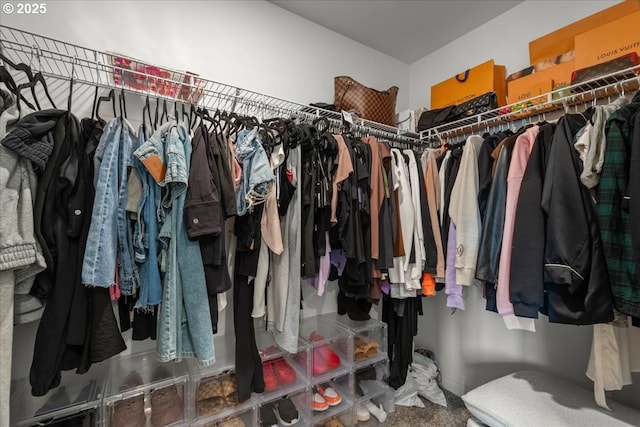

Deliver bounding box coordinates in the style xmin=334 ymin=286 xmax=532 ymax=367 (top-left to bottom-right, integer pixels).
xmin=385 ymin=389 xmax=471 ymax=427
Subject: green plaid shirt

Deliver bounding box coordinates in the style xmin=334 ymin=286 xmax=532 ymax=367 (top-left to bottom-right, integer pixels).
xmin=596 ymin=93 xmax=640 ymax=317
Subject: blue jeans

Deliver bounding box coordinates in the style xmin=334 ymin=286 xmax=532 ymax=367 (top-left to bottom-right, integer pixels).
xmin=82 ymin=118 xmax=138 ymax=294
xmin=139 ymin=122 xmax=214 ymax=365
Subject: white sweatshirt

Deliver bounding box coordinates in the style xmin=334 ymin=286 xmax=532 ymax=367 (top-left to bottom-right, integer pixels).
xmin=448 ymin=135 xmax=483 ymax=286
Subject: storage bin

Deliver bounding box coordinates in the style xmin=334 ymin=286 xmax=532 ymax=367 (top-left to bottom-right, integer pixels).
xmin=187 ymin=335 xmax=254 ymax=426
xmin=318 ymin=313 xmax=387 ymax=369
xmin=10 ymin=363 xmax=108 ymax=426
xmin=191 ymin=405 xmax=256 ymax=427
xmin=255 ymin=329 xmax=311 ymax=401
xmin=353 ymin=359 xmax=389 ymax=403
xmin=102 ymin=351 xmax=188 ymax=427
xmin=259 ymin=388 xmax=310 ymax=427
xmin=299 ymin=317 xmax=352 ymax=384
xmin=314 ymin=407 xmax=355 ymax=427
xmin=310 ymin=372 xmax=354 ymax=426
xmin=352 ymin=389 xmax=395 ymax=426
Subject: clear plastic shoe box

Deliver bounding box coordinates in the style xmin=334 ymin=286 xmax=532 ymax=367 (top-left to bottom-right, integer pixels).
xmin=187 ymin=335 xmax=254 ymax=426
xmin=318 ymin=313 xmax=388 ymax=369
xmin=310 ymin=371 xmax=354 ymax=426
xmin=102 ymin=350 xmax=189 ymax=427
xmin=299 ymin=316 xmax=352 ymax=385
xmin=255 ymin=328 xmax=310 ymax=402
xmin=10 ymin=362 xmax=108 ymax=426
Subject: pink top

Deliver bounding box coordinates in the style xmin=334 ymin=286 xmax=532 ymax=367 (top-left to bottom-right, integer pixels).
xmin=497 ymin=125 xmax=539 ymax=331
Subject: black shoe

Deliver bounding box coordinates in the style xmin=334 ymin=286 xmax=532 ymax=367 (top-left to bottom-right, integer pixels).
xmin=275 ymin=396 xmax=300 ymax=426
xmin=260 ymin=402 xmax=278 ymax=427
xmin=338 ymin=290 xmax=370 ymax=321
xmin=35 ymin=387 xmax=70 ymax=416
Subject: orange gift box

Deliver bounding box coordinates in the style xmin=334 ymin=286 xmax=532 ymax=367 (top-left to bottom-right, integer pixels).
xmin=431 ymin=60 xmax=506 ymax=109
xmin=574 ymin=11 xmax=640 ymax=70
xmin=529 ymin=0 xmax=640 ymax=65
xmin=507 ymin=60 xmax=575 ymax=104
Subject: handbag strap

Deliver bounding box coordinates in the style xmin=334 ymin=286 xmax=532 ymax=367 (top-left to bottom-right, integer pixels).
xmin=455 ymin=69 xmax=470 ymax=83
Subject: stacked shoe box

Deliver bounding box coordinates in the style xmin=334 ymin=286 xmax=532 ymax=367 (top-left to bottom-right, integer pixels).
xmin=101 ymin=350 xmax=189 ymax=427
xmin=10 ymin=362 xmax=108 ymax=426
xmin=298 ymin=317 xmax=355 ymax=427
xmin=187 ymin=335 xmax=256 ymax=427
xmin=255 ymin=330 xmax=311 ymax=427
xmin=317 ymin=314 xmax=394 ymax=426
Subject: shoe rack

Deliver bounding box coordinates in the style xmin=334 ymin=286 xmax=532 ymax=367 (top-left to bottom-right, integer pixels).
xmin=9 ymin=315 xmax=393 ymax=427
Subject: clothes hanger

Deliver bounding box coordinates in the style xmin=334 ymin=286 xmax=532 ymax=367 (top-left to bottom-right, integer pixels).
xmin=160 ymin=99 xmax=169 ymax=124
xmin=142 ymin=95 xmax=153 ymax=133
xmin=95 ymin=88 xmax=116 ymax=124
xmin=0 ymin=66 xmax=36 ymax=110
xmin=67 ymin=57 xmax=77 ymax=112
xmin=122 ymin=89 xmax=128 ymax=119
xmin=0 ymin=52 xmax=46 ymax=108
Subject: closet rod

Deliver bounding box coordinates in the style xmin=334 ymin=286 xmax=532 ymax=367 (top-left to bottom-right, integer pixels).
xmin=420 ymin=64 xmax=640 ymax=143
xmin=0 ymin=25 xmax=423 ymax=145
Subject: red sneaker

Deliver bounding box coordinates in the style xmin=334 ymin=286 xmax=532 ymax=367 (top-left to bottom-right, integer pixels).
xmin=263 ymin=361 xmax=278 ymax=392
xmin=309 ymin=333 xmax=341 ymax=375
xmin=273 ymin=358 xmax=297 ymax=385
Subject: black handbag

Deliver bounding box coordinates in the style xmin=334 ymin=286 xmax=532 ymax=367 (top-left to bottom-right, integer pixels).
xmin=453 ymin=92 xmax=498 ymax=120
xmin=416 ymin=105 xmax=457 ymax=132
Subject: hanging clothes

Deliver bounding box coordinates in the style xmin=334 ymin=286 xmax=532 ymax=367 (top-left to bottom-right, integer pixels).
xmin=135 ymin=121 xmax=215 ymax=365
xmin=542 ymin=114 xmax=614 ymax=325
xmin=475 ymin=133 xmax=517 ymax=312
xmin=509 ymin=123 xmax=556 ymax=319
xmin=596 ymin=92 xmax=640 ymax=318
xmin=449 ymin=135 xmax=483 ymax=287
xmin=496 ymin=125 xmax=539 ymax=331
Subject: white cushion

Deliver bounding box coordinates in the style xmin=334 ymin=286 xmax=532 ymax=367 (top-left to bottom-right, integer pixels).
xmin=462 ymin=370 xmax=640 ymax=427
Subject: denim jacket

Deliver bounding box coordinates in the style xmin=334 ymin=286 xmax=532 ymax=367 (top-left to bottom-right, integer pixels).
xmin=135 ymin=121 xmax=215 ymax=365
xmin=235 ymin=127 xmax=274 ymax=216
xmin=82 ymin=118 xmax=138 ymax=295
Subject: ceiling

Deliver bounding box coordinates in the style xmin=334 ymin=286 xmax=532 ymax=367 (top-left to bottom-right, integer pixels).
xmin=270 ymin=0 xmax=523 ymax=64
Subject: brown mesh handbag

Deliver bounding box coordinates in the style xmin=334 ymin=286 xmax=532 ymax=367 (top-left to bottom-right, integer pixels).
xmin=334 ymin=76 xmax=398 ymax=126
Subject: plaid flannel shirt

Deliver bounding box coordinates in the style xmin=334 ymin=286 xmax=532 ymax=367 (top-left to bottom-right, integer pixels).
xmin=596 ymin=92 xmax=640 ymax=317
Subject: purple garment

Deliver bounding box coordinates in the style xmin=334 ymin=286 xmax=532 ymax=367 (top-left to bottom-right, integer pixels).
xmin=310 ymin=233 xmax=331 ymax=296
xmin=446 ymin=222 xmax=465 ymax=310
xmin=330 ymin=249 xmax=347 ymax=276
xmin=381 ymin=279 xmax=391 ymax=295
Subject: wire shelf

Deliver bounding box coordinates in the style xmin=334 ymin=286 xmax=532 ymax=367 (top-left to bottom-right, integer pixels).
xmin=0 ymin=25 xmax=422 ymax=145
xmin=420 ymin=64 xmax=640 ymax=142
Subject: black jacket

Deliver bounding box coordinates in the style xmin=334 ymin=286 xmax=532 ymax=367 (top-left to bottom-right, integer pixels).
xmin=510 ymin=122 xmax=556 ymax=318
xmin=541 ymin=114 xmax=614 ymax=325
xmin=476 ymin=134 xmax=517 ymax=285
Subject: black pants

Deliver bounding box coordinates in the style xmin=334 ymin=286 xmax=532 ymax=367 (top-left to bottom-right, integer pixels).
xmin=234 ymin=273 xmax=264 ymax=402
xmin=383 ymin=295 xmax=422 ymax=390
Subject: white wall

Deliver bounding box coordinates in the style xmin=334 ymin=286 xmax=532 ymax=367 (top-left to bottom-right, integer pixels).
xmin=6 ymin=0 xmax=402 ymax=382
xmin=3 ymin=0 xmax=409 ymax=111
xmin=409 ymin=0 xmax=640 ymax=410
xmin=409 ymin=0 xmax=620 ymax=109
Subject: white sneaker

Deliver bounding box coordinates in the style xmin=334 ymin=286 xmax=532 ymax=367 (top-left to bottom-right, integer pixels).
xmin=312 ymin=392 xmax=329 ymax=412
xmin=356 ymin=406 xmax=370 ymax=422
xmin=363 ymin=401 xmax=387 ymax=423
